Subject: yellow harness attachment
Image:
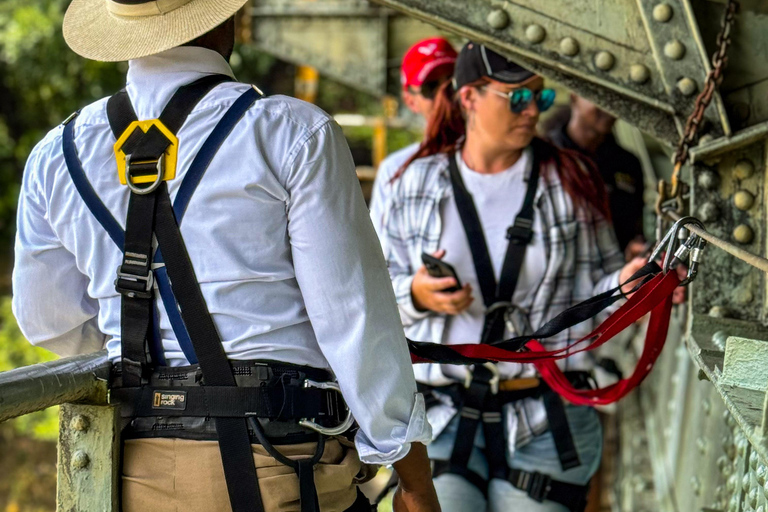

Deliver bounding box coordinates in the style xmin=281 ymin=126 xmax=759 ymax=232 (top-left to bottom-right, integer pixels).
xmin=113 ymin=119 xmax=178 ymax=186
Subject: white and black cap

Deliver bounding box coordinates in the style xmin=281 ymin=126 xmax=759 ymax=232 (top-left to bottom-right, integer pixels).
xmin=453 ymin=42 xmax=536 ymax=90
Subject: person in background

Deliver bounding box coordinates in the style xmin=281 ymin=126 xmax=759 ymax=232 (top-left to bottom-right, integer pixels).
xmin=546 ymin=95 xmax=646 ymax=260
xmin=369 ymin=37 xmax=457 ymax=239
xmin=382 ymin=42 xmax=646 ymax=512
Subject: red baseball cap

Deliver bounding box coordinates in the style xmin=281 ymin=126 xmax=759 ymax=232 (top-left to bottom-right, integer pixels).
xmin=400 ymin=37 xmax=458 ymax=90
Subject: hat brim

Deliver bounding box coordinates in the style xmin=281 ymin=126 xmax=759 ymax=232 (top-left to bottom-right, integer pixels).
xmin=63 ymin=0 xmax=248 ymax=62
xmin=490 ymin=68 xmax=536 ymax=84
xmin=413 ymin=57 xmax=457 ymax=87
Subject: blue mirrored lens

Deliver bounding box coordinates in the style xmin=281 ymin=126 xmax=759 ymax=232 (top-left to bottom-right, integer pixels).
xmin=536 ymin=89 xmax=556 ymax=112
xmin=510 ymin=89 xmax=533 ymax=113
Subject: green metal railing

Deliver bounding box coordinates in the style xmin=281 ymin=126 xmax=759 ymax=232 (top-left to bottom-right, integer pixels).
xmin=0 ymin=351 xmax=120 ymax=511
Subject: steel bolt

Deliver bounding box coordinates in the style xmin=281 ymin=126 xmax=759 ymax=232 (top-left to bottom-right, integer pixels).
xmin=744 ymin=473 xmax=753 ymax=493
xmin=734 ymin=288 xmax=754 ymax=305
xmin=733 ymin=224 xmax=754 ymax=244
xmin=751 ymin=451 xmax=760 ymax=470
xmin=70 ymin=415 xmax=89 ymax=432
xmin=728 ymin=473 xmax=739 ymax=492
xmin=749 ymin=487 xmax=759 ymax=507
xmin=525 ymin=24 xmax=546 ymax=43
xmin=697 ymin=202 xmax=719 ymax=222
xmin=710 ymin=306 xmax=730 ymax=319
xmin=734 ymin=159 xmax=755 ymax=180
xmin=560 ymin=37 xmax=580 ymax=56
xmin=630 ymin=64 xmax=650 ymax=84
xmin=714 ymin=331 xmax=729 ymax=350
xmin=664 ymin=40 xmax=686 ymax=60
xmin=734 ymin=190 xmax=755 ymax=211
xmin=72 ymin=451 xmax=90 ymax=469
xmin=595 ymin=51 xmax=615 ymax=71
xmin=703 ymin=399 xmax=712 ymax=416
xmin=677 ymin=77 xmax=697 ymax=96
xmin=653 ymin=3 xmax=673 ymax=22
xmin=487 ymin=9 xmax=510 ymax=30
xmin=697 ymin=169 xmax=719 ymax=190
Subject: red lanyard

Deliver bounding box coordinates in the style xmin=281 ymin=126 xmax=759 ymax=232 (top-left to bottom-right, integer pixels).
xmin=409 ymin=270 xmax=680 ymax=405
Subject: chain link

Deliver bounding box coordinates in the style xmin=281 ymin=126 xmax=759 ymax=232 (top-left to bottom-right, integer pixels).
xmin=658 ymin=0 xmax=739 ymax=213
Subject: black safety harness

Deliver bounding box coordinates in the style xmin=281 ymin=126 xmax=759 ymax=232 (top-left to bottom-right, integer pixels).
xmin=425 ymin=141 xmax=590 ymax=511
xmin=61 ymin=76 xmax=355 ymax=512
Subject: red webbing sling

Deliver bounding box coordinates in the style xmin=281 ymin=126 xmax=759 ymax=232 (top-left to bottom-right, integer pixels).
xmin=408 ymin=268 xmax=680 ymax=405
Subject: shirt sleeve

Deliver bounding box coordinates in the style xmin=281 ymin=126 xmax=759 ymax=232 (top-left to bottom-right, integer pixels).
xmin=369 ymin=158 xmax=392 ymax=243
xmin=283 ymin=119 xmax=431 ymax=464
xmin=12 ymin=138 xmax=106 ymax=357
xmin=381 ymin=181 xmax=432 ymax=327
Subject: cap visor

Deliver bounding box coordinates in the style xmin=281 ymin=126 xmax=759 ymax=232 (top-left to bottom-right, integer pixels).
xmin=491 ymin=68 xmax=536 ymax=84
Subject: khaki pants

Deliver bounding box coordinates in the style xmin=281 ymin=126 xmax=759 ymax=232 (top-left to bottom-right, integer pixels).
xmin=122 ymin=437 xmax=370 ymax=512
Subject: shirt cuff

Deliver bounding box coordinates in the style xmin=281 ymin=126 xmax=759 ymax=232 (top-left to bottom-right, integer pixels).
xmin=395 ymin=274 xmax=432 ymax=325
xmin=353 ymin=392 xmax=433 ymax=465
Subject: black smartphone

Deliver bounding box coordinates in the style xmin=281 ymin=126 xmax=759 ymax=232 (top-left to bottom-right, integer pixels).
xmin=421 ymin=253 xmax=462 ymax=293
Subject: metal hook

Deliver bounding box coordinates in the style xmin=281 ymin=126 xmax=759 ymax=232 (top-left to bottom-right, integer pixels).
xmin=649 ymin=216 xmax=705 ymax=272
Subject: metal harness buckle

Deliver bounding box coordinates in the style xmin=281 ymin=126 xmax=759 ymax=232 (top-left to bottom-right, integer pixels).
xmin=518 ymin=470 xmax=552 ymax=502
xmin=115 ymin=265 xmax=154 ymax=299
xmin=464 ymin=362 xmax=500 ymax=394
xmin=125 ymin=153 xmax=165 ymax=195
xmin=298 ymin=379 xmax=355 ymax=436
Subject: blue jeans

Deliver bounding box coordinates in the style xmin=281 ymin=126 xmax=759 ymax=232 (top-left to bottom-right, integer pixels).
xmin=427 ymin=405 xmax=603 ymax=512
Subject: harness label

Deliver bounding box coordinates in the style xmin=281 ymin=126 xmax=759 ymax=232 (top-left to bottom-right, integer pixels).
xmin=152 ymin=390 xmax=187 ymax=410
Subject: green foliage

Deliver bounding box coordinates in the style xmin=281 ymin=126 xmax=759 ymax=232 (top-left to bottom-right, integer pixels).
xmin=0 ymin=0 xmax=124 ymax=249
xmin=0 ymin=297 xmax=59 ymax=440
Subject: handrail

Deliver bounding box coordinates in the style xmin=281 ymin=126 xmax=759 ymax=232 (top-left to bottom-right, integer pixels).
xmin=0 ymin=350 xmax=111 ymax=423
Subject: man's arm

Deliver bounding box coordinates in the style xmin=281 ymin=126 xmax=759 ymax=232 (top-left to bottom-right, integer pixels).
xmin=283 ymin=118 xmax=433 ymax=466
xmin=12 ymin=136 xmax=106 ymax=356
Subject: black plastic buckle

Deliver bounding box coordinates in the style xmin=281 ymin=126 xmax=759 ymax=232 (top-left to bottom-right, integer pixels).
xmin=115 ymin=265 xmax=154 ymax=299
xmin=521 ymin=471 xmax=552 ymax=502
xmin=506 ymin=217 xmax=534 ymax=245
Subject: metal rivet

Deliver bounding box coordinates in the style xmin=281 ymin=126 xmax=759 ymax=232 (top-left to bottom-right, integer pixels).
xmin=691 ymin=476 xmax=702 ymax=496
xmin=710 ymin=306 xmax=730 ymax=319
xmin=630 ymin=64 xmax=650 ymax=84
xmin=653 ymin=3 xmax=673 ymax=22
xmin=697 ymin=169 xmax=719 ymax=190
xmin=734 ymin=159 xmax=755 ymax=179
xmin=487 ymin=9 xmax=510 ymax=30
xmin=751 ymin=450 xmax=760 ymax=470
xmin=734 ymin=288 xmax=754 ymax=305
xmin=757 ymin=465 xmax=767 ymax=485
xmin=699 ymin=134 xmax=714 ymax=146
xmin=749 ymin=487 xmax=759 ymax=507
xmin=743 ymin=473 xmax=752 ymax=493
xmin=703 ymin=399 xmax=712 ymax=416
xmin=560 ymin=37 xmax=580 ymax=56
xmin=697 ymin=436 xmax=708 ymax=454
xmin=734 ymin=190 xmax=755 ymax=211
xmin=728 ymin=474 xmax=739 ymax=492
xmin=677 ymin=77 xmax=697 ymax=96
xmin=733 ymin=224 xmax=754 ymax=244
xmin=764 ymin=479 xmax=768 ymax=500
xmin=525 ymin=24 xmax=546 ymax=44
xmin=72 ymin=451 xmax=90 ymax=469
xmin=664 ymin=40 xmax=686 ymax=60
xmin=697 ymin=202 xmax=719 ymax=222
xmin=70 ymin=414 xmax=90 ymax=432
xmin=595 ymin=51 xmax=615 ymax=71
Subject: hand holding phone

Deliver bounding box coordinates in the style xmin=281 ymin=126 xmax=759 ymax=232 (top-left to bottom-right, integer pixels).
xmin=421 ymin=252 xmax=462 ymax=292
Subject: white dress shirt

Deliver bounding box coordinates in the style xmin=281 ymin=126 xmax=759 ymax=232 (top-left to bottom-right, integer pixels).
xmin=12 ymin=46 xmax=430 ymax=464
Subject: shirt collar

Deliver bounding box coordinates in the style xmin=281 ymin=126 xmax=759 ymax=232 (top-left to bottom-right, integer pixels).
xmin=127 ymin=46 xmax=236 ymax=87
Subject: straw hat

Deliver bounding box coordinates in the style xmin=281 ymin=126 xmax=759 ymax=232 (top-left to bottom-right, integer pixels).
xmin=63 ymin=0 xmax=248 ymax=62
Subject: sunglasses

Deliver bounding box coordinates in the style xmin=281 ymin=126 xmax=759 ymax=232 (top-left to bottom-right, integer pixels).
xmin=483 ymin=86 xmax=556 ymax=113
xmin=410 ymin=77 xmax=450 ymax=100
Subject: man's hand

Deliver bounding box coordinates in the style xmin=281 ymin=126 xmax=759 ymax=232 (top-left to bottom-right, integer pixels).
xmin=411 ymin=250 xmax=473 ymax=315
xmin=392 ymin=443 xmax=441 ymax=512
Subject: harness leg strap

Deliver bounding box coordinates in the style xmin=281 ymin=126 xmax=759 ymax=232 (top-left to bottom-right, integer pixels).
xmin=541 ymin=388 xmax=581 ymax=471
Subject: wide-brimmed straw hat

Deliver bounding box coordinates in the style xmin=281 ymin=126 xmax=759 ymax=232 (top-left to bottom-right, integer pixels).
xmin=63 ymin=0 xmax=248 ymax=62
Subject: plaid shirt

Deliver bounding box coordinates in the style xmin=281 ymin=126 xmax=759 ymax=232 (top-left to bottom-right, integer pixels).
xmin=381 ymin=150 xmax=624 ymax=446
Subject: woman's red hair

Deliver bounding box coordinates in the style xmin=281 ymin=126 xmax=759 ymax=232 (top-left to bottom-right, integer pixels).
xmin=393 ymin=80 xmax=611 ymax=221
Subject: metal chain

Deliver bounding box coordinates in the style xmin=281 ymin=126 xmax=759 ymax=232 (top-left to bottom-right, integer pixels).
xmin=658 ymin=0 xmax=739 ymax=212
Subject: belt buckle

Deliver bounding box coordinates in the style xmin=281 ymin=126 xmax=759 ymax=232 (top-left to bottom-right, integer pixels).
xmin=520 ymin=471 xmax=551 ymax=502
xmin=298 ymin=379 xmax=355 ymax=436
xmin=464 ymin=362 xmax=500 ymax=394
